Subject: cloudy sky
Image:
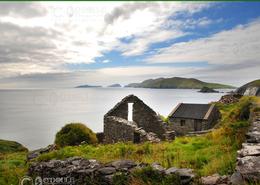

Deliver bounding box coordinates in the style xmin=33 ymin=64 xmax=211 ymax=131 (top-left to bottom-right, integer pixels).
xmin=0 ymin=2 xmax=260 ymax=88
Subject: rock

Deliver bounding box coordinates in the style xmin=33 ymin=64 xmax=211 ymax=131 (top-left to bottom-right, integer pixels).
xmin=151 ymin=162 xmax=165 ymax=173
xmin=230 ymin=171 xmax=244 ymax=185
xmin=27 ymin=144 xmax=57 ymax=161
xmin=175 ymin=168 xmax=195 ymax=185
xmin=251 ymin=122 xmax=260 ymax=131
xmin=103 ymin=174 xmax=115 ymax=184
xmin=146 ymin=132 xmax=161 ymax=143
xmin=165 ymin=131 xmax=176 ymax=141
xmin=218 ymin=94 xmax=240 ymax=104
xmin=244 ymin=87 xmax=259 ymax=96
xmin=201 ymin=174 xmax=230 ymax=185
xmin=98 ymin=167 xmax=116 ymax=175
xmin=201 ymin=173 xmax=221 ymax=185
xmin=108 ymin=160 xmax=136 ymax=170
xmin=238 ymin=143 xmax=260 ymax=157
xmin=199 ymin=87 xmax=219 ymax=93
xmin=165 ymin=167 xmax=178 ymax=175
xmin=246 ymin=131 xmax=260 ymax=143
xmin=236 ymin=156 xmax=260 ymax=182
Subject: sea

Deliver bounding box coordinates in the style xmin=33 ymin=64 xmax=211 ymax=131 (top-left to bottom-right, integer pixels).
xmin=0 ymin=88 xmax=230 ymax=150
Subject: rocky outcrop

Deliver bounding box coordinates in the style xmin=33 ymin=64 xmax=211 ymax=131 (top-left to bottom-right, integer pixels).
xmin=243 ymin=87 xmax=260 ymax=96
xmin=29 ymin=157 xmax=195 ymax=185
xmin=236 ymin=79 xmax=260 ymax=96
xmin=218 ymin=94 xmax=241 ymax=104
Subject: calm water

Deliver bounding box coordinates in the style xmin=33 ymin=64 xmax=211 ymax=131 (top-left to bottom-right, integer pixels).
xmin=0 ymin=88 xmax=229 ymax=150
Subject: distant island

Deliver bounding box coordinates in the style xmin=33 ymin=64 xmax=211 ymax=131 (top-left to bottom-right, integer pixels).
xmin=198 ymin=86 xmax=220 ymax=93
xmin=107 ymin=84 xmax=122 ymax=88
xmin=75 ymin=85 xmax=102 ymax=88
xmin=125 ymin=77 xmax=235 ymax=89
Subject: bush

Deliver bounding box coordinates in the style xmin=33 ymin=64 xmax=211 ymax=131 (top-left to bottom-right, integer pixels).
xmin=55 ymin=123 xmax=97 ymax=147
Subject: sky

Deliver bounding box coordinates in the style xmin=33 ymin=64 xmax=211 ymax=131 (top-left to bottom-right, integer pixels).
xmin=0 ymin=2 xmax=260 ymax=88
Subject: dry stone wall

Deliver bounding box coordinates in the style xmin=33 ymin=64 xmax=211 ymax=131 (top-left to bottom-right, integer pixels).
xmin=230 ymin=109 xmax=260 ymax=184
xmin=104 ymin=95 xmax=170 ymax=143
xmin=104 ymin=116 xmax=137 ymax=143
xmin=29 ymin=157 xmax=195 ymax=185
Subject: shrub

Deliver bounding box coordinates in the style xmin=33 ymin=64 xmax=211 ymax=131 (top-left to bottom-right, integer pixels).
xmin=112 ymin=172 xmax=129 ymax=185
xmin=55 ymin=123 xmax=97 ymax=147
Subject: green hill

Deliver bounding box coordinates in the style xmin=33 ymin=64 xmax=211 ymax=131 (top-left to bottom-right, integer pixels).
xmin=0 ymin=139 xmax=28 ymax=153
xmin=125 ymin=77 xmax=235 ymax=89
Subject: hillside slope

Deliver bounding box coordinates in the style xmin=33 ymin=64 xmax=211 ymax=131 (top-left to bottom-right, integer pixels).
xmin=0 ymin=139 xmax=28 ymax=153
xmin=236 ymin=79 xmax=260 ymax=96
xmin=126 ymin=77 xmax=235 ymax=89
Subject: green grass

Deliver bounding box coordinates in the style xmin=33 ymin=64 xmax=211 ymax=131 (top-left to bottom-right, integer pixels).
xmin=0 ymin=96 xmax=259 ymax=185
xmin=0 ymin=152 xmax=28 ymax=185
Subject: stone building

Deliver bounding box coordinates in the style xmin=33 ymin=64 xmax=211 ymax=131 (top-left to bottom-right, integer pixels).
xmin=168 ymin=103 xmax=220 ymax=135
xmin=103 ymin=95 xmax=174 ymax=144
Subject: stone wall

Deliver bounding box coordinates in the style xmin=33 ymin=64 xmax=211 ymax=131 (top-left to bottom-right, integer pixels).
xmin=168 ymin=118 xmax=196 ymax=135
xmin=132 ymin=98 xmax=166 ymax=139
xmin=169 ymin=106 xmax=220 ymax=136
xmin=206 ymin=106 xmax=221 ymax=129
xmin=29 ymin=157 xmax=195 ymax=185
xmin=96 ymin=132 xmax=104 ymax=143
xmin=230 ymin=108 xmax=260 ymax=184
xmin=104 ymin=95 xmax=168 ymax=143
xmin=104 ymin=116 xmax=137 ymax=144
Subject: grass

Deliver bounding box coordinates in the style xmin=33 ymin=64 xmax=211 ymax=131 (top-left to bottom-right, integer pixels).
xmin=0 ymin=96 xmax=259 ymax=185
xmin=0 ymin=152 xmax=28 ymax=185
xmin=0 ymin=139 xmax=28 ymax=153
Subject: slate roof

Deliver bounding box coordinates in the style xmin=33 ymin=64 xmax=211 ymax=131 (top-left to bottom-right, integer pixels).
xmin=169 ymin=103 xmax=214 ymax=120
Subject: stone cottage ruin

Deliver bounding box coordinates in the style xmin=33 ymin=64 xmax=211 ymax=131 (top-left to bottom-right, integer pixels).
xmin=103 ymin=95 xmax=175 ymax=144
xmin=168 ymin=103 xmax=220 ymax=135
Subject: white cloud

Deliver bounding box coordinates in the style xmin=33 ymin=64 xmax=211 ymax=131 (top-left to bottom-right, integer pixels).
xmin=0 ymin=2 xmax=211 ymax=80
xmin=2 ymin=2 xmax=259 ymax=88
xmin=146 ymin=19 xmax=260 ymax=65
xmin=102 ymin=59 xmax=110 ymax=63
xmin=98 ymin=66 xmax=195 ymax=77
xmin=118 ymin=30 xmax=186 ymax=56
